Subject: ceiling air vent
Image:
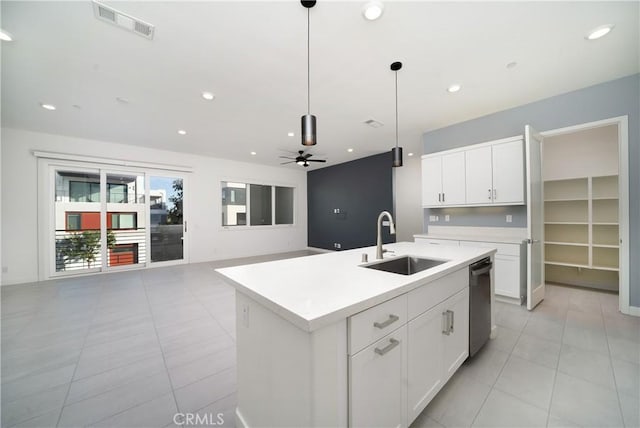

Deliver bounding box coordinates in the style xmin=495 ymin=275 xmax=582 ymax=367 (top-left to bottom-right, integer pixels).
xmin=92 ymin=1 xmax=155 ymax=40
xmin=364 ymin=119 xmax=384 ymax=128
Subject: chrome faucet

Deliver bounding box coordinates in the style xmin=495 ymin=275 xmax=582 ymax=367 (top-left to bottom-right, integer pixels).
xmin=376 ymin=211 xmax=396 ymax=259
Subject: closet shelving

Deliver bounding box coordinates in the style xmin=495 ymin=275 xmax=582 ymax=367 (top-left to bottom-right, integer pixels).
xmin=544 ymin=175 xmax=619 ymax=273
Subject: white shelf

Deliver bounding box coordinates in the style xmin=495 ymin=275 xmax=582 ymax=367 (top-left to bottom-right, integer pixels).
xmin=591 ymin=265 xmax=620 ymax=272
xmin=544 ymin=261 xmax=590 ymax=269
xmin=544 ymin=221 xmax=588 ymax=225
xmin=593 ymin=244 xmax=620 ymax=249
xmin=545 ymin=241 xmax=589 ymax=247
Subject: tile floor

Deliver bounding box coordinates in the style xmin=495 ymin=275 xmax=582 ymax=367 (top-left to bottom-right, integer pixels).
xmin=2 ymin=253 xmax=639 ymax=428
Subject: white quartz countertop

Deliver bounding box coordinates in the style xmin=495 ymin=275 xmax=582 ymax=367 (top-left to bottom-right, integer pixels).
xmin=216 ymin=242 xmax=494 ymax=332
xmin=414 ymin=233 xmax=525 ymax=245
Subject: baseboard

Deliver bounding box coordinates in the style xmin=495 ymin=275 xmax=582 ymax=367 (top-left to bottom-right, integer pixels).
xmin=624 ymin=305 xmax=640 ymax=317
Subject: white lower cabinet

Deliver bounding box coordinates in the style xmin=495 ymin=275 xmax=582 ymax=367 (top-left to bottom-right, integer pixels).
xmin=407 ymin=287 xmax=469 ymax=424
xmin=348 ymin=269 xmax=470 ymax=427
xmin=349 ymin=326 xmax=407 ymax=428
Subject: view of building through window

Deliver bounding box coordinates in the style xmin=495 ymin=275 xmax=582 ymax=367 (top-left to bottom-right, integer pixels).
xmin=221 ymin=182 xmax=294 ymax=227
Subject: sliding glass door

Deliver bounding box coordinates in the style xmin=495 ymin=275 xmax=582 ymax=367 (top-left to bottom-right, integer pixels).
xmin=50 ymin=165 xmax=187 ymax=277
xmin=54 ymin=168 xmax=102 ymax=274
xmin=149 ymin=176 xmax=184 ymax=263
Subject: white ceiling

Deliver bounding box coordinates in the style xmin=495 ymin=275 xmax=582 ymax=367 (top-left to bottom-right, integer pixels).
xmin=1 ymin=1 xmax=638 ymax=170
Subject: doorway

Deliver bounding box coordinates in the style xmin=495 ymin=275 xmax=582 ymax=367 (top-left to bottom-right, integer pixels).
xmin=540 ymin=116 xmax=630 ymax=314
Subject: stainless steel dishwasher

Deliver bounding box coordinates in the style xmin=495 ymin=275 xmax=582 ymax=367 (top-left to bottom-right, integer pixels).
xmin=469 ymin=257 xmax=492 ymax=357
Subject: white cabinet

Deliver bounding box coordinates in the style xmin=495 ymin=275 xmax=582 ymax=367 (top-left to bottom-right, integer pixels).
xmin=442 ymin=288 xmax=470 ymax=379
xmin=492 ymin=140 xmax=525 ymax=204
xmin=421 ymin=152 xmax=466 ymax=207
xmin=423 ymin=136 xmax=524 ymax=207
xmin=422 ymin=156 xmax=442 ymax=207
xmin=350 ymin=327 xmax=407 ymax=428
xmin=465 ymin=146 xmax=494 ymax=204
xmin=407 ymin=288 xmax=469 ymax=423
xmin=465 ymin=140 xmax=524 ymax=205
xmin=348 ymin=268 xmax=470 ymax=427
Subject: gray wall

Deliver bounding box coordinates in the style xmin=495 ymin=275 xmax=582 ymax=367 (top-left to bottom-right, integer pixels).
xmin=307 ymin=153 xmax=394 ymax=251
xmin=422 ymin=73 xmax=640 ymax=307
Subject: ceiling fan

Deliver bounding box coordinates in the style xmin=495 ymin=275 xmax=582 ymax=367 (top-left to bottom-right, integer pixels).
xmin=279 ymin=150 xmax=327 ymax=168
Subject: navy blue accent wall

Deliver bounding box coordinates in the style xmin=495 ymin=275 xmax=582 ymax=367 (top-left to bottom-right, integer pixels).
xmin=307 ymin=153 xmax=395 ymax=251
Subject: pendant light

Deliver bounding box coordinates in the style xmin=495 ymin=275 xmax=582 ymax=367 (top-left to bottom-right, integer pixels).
xmin=301 ymin=0 xmax=317 ymax=146
xmin=390 ymin=61 xmax=403 ymax=167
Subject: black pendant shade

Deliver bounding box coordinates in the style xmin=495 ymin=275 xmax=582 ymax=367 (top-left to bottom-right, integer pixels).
xmin=391 ymin=146 xmax=403 ymax=167
xmin=391 ymin=61 xmax=403 ymax=167
xmin=301 ymin=114 xmax=317 ymax=147
xmin=301 ymin=1 xmax=317 ymax=146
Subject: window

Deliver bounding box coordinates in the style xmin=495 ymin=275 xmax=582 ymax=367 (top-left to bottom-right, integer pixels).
xmin=107 ymin=183 xmax=128 ymax=203
xmin=250 ymin=184 xmax=272 ymax=226
xmin=69 ymin=181 xmax=100 ymax=202
xmin=275 ymin=186 xmax=294 ymax=225
xmin=109 ymin=213 xmax=137 ymax=229
xmin=221 ymin=182 xmax=294 ymax=227
xmin=66 ymin=213 xmax=81 ymax=230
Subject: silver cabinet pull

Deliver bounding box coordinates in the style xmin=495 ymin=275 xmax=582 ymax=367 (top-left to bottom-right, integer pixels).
xmin=374 ymin=314 xmax=399 ymax=329
xmin=448 ymin=310 xmax=454 ymax=333
xmin=488 ymin=189 xmax=492 ymax=200
xmin=374 ymin=338 xmax=400 ymax=356
xmin=442 ymin=193 xmax=445 ymax=202
xmin=438 ymin=193 xmax=441 ymax=202
xmin=493 ymin=189 xmax=497 ymax=200
xmin=442 ymin=311 xmax=450 ymax=335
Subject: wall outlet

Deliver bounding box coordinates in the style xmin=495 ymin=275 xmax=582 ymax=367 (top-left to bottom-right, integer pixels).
xmin=429 ymin=215 xmax=439 ymax=222
xmin=506 ymin=214 xmax=513 ymax=223
xmin=445 ymin=215 xmax=450 ymax=222
xmin=382 ymin=220 xmax=390 ymax=226
xmin=333 ymin=208 xmax=340 ymax=214
xmin=334 ymin=243 xmax=341 ymax=249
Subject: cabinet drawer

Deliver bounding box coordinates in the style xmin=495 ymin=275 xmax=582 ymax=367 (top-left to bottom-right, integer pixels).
xmin=407 ymin=267 xmax=468 ymax=320
xmin=459 ymin=240 xmax=521 ymax=256
xmin=415 ymin=237 xmax=460 ymax=246
xmin=349 ymin=294 xmax=407 ymax=355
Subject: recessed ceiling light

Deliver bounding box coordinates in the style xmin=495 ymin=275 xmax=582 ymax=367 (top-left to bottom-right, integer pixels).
xmin=362 ymin=1 xmax=384 ymax=21
xmin=40 ymin=103 xmax=56 ymax=111
xmin=586 ymin=24 xmax=614 ymax=40
xmin=116 ymin=97 xmax=130 ymax=104
xmin=72 ymin=104 xmax=82 ymax=109
xmin=201 ymin=91 xmax=215 ymax=101
xmin=408 ymin=152 xmax=414 ymax=157
xmin=0 ymin=29 xmax=13 ymax=41
xmin=347 ymin=148 xmax=354 ymax=153
xmin=250 ymin=151 xmax=257 ymax=156
xmin=177 ymin=129 xmax=187 ymax=135
xmin=506 ymin=61 xmax=518 ymax=69
xmin=288 ymin=132 xmax=295 ymax=137
xmin=447 ymin=84 xmax=461 ymax=93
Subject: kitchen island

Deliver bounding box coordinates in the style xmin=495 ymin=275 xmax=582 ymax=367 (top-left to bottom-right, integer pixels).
xmin=217 ymin=241 xmax=496 ymax=428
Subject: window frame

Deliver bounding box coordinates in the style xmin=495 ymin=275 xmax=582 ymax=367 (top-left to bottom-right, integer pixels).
xmin=220 ymin=179 xmax=296 ymax=230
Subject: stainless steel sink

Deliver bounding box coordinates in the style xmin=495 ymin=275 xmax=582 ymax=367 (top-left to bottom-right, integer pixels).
xmin=363 ymin=256 xmax=447 ymax=275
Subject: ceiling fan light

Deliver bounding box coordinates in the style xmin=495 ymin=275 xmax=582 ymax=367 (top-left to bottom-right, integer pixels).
xmin=391 ymin=146 xmax=403 ymax=167
xmin=301 ymin=114 xmax=317 ymax=146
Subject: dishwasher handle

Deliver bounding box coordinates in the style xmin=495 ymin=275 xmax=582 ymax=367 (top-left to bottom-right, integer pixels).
xmin=470 ymin=262 xmax=492 ymax=277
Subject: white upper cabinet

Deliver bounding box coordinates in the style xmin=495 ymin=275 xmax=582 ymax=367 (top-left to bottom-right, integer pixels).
xmin=423 ymin=136 xmax=525 ymax=207
xmin=441 ymin=152 xmax=466 ymax=205
xmin=421 ymin=152 xmax=465 ymax=207
xmin=492 ymin=140 xmax=525 ymax=204
xmin=422 ymin=156 xmax=443 ymax=207
xmin=465 ymin=146 xmax=493 ymax=204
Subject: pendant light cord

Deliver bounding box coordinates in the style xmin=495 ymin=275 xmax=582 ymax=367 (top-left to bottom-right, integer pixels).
xmin=307 ymin=7 xmax=310 ymax=115
xmin=395 ymin=70 xmax=399 ymax=149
